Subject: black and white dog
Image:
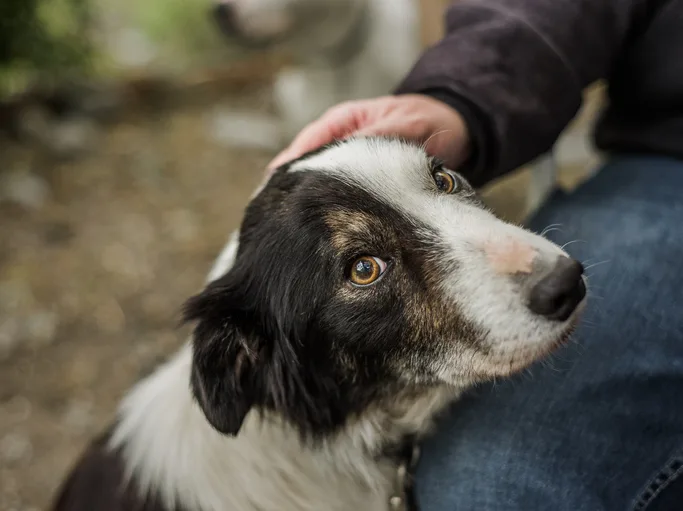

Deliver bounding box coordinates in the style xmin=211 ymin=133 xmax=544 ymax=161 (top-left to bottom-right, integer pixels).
xmin=53 ymin=138 xmax=586 ymax=511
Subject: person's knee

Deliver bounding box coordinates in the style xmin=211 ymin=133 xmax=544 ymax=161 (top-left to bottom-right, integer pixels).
xmin=414 ymin=416 xmax=602 ymax=511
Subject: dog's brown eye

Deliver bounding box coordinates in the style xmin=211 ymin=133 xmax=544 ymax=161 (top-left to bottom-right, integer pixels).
xmin=349 ymin=256 xmax=387 ymax=286
xmin=434 ymin=170 xmax=458 ymax=194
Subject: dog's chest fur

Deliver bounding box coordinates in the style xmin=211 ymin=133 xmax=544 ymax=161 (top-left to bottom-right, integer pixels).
xmin=55 ymin=343 xmax=456 ymax=511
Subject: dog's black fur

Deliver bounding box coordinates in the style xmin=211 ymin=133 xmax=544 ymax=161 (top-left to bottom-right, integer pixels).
xmin=52 ymin=429 xmax=173 ymax=511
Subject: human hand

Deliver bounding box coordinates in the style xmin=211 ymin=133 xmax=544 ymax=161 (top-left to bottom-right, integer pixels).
xmin=267 ymin=94 xmax=471 ymax=172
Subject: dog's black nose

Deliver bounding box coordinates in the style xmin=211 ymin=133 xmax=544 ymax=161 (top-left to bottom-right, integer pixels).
xmin=213 ymin=2 xmax=238 ymax=36
xmin=527 ymin=256 xmax=586 ymax=321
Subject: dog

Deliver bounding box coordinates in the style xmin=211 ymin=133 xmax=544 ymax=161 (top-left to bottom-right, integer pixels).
xmin=52 ymin=137 xmax=587 ymax=511
xmin=210 ymin=0 xmax=421 ymax=147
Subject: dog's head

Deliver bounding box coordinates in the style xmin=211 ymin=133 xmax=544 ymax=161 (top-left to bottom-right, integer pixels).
xmin=212 ymin=0 xmax=366 ymax=55
xmin=185 ymin=138 xmax=586 ymax=438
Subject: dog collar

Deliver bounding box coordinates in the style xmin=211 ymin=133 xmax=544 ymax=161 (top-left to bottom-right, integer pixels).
xmin=386 ymin=436 xmax=421 ymax=511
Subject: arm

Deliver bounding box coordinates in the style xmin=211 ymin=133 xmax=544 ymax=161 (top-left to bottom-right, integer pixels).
xmin=396 ymin=0 xmax=656 ymax=186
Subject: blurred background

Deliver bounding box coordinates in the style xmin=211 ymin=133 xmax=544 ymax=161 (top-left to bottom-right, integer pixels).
xmin=0 ymin=1 xmax=601 ymax=509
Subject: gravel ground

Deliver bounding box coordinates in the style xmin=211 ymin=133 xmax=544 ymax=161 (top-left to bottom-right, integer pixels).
xmin=0 ymin=85 xmax=591 ymax=510
xmin=0 ymin=95 xmax=269 ymax=510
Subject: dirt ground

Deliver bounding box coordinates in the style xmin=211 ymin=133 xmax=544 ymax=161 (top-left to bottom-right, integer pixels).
xmin=0 ymin=82 xmax=593 ymax=509
xmin=0 ymin=88 xmax=276 ymax=509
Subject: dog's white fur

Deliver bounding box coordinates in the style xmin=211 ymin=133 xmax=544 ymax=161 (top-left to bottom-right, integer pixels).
xmin=214 ymin=0 xmax=420 ymax=147
xmin=111 ymin=339 xmax=456 ymax=511
xmin=110 ymin=139 xmax=582 ymax=511
xmin=270 ymin=0 xmax=420 ymax=141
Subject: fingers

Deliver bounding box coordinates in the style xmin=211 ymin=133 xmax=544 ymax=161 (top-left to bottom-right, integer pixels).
xmin=267 ymin=122 xmax=335 ymax=171
xmin=354 ymin=120 xmax=407 ymax=139
xmin=266 ymin=102 xmax=364 ymax=171
xmin=264 ymin=95 xmax=465 ymax=173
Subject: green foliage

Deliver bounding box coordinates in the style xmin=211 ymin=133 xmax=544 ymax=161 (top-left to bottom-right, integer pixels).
xmin=132 ymin=0 xmax=245 ymax=68
xmin=0 ymin=0 xmax=93 ymax=95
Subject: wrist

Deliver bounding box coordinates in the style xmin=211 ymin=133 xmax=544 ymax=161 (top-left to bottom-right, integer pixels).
xmin=416 ymin=89 xmax=495 ymax=188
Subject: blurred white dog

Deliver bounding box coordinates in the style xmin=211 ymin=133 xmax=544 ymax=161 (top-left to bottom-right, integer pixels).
xmin=212 ymin=0 xmax=421 ymax=147
xmin=211 ymin=0 xmax=599 ymax=215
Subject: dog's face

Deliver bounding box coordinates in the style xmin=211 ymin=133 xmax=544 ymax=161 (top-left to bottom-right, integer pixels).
xmin=212 ymin=0 xmax=365 ymax=53
xmin=185 ymin=138 xmax=586 ymax=438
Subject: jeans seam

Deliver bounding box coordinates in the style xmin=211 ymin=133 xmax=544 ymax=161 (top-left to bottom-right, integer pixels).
xmin=631 ymin=452 xmax=683 ymax=511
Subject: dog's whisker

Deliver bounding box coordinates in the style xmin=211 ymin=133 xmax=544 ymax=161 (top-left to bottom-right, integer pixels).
xmin=584 ymin=260 xmax=611 ymax=271
xmin=421 ymin=129 xmax=454 ymax=153
xmin=540 ymin=224 xmax=563 ymax=237
xmin=561 ymin=239 xmax=585 ymax=250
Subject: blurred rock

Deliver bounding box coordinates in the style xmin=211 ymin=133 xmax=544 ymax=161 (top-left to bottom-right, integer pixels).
xmin=166 ymin=209 xmax=199 ymax=243
xmin=0 ymin=171 xmax=50 ymax=210
xmin=93 ymin=297 xmax=126 ymax=334
xmin=49 ymin=116 xmax=99 ymax=158
xmin=42 ymin=222 xmax=75 ymax=246
xmin=58 ymin=291 xmax=82 ymax=318
xmin=140 ymin=292 xmax=171 ymax=323
xmin=207 ymin=109 xmax=282 ymax=151
xmin=65 ymin=82 xmax=126 ymax=122
xmin=101 ymin=243 xmax=138 ymax=278
xmin=24 ymin=311 xmax=59 ymax=348
xmin=15 ymin=105 xmax=98 ymax=160
xmin=0 ymin=309 xmax=59 ymax=358
xmin=66 ymin=356 xmax=100 ymax=388
xmin=0 ymin=396 xmax=32 ymax=423
xmin=121 ymin=213 xmax=155 ymax=247
xmin=0 ymin=479 xmax=21 ymax=511
xmin=61 ymin=399 xmax=94 ymax=435
xmin=0 ymin=433 xmax=33 ymax=465
xmin=131 ymin=150 xmax=166 ymax=188
xmin=12 ymin=104 xmax=50 ymax=143
xmin=0 ymin=280 xmax=35 ymax=312
xmin=0 ymin=318 xmax=20 ymax=361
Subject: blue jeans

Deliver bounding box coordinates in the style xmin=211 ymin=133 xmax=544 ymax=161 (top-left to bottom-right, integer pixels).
xmin=417 ymin=155 xmax=683 ymax=511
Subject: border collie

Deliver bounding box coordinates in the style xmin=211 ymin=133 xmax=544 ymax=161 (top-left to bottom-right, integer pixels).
xmin=52 ymin=138 xmax=586 ymax=511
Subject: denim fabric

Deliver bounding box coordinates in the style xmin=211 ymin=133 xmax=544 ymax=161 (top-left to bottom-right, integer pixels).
xmin=416 ymin=155 xmax=683 ymax=511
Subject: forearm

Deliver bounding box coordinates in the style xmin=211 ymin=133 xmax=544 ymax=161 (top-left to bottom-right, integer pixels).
xmin=396 ymin=0 xmax=653 ymax=186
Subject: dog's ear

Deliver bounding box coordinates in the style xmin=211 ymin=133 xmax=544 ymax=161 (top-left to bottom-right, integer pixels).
xmin=183 ymin=280 xmax=263 ymax=436
xmin=183 ymin=259 xmax=345 ymax=437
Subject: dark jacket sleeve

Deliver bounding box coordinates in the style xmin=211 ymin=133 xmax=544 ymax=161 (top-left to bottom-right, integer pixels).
xmin=395 ymin=0 xmax=656 ymax=186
